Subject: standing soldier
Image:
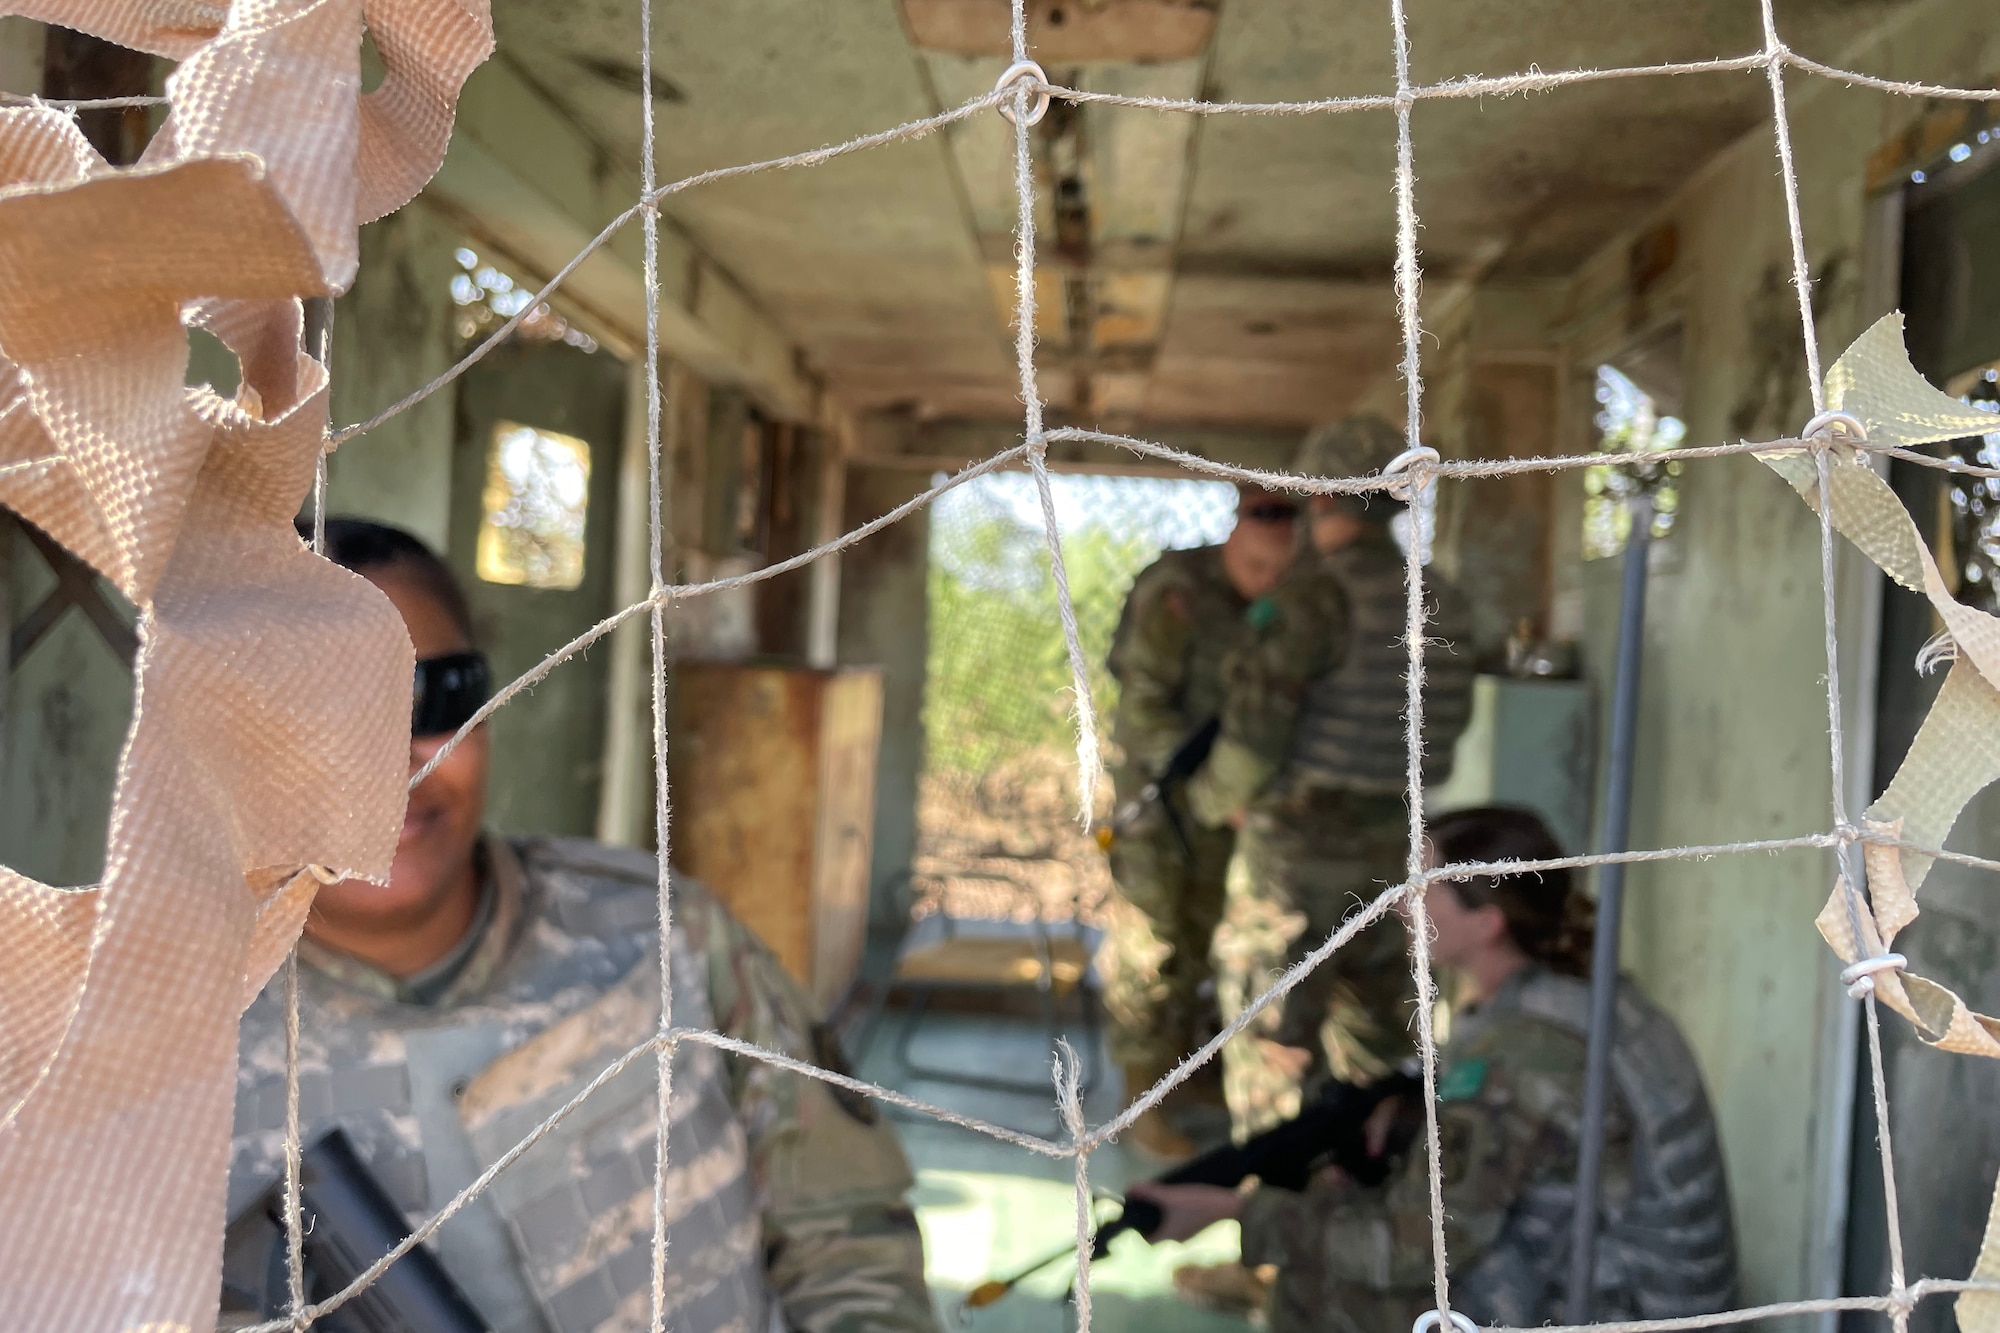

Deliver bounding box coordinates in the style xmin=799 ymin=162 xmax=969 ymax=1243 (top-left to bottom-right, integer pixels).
xmin=1101 ymin=487 xmax=1300 ymax=1157
xmin=1186 ymin=416 xmax=1476 ymax=1140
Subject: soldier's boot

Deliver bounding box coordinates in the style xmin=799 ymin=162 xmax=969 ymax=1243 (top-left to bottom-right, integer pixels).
xmin=1122 ymin=1063 xmax=1198 ymax=1161
xmin=1172 ymin=1262 xmax=1274 ymax=1322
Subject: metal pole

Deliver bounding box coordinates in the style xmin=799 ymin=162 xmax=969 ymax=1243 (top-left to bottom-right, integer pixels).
xmin=1565 ymin=494 xmax=1652 ymax=1323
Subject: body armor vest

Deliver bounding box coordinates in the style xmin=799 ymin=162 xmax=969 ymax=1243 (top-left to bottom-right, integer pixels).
xmin=227 ymin=841 xmax=776 ymax=1333
xmin=1287 ymin=536 xmax=1475 ymax=795
xmin=1454 ymin=969 xmax=1738 ymax=1326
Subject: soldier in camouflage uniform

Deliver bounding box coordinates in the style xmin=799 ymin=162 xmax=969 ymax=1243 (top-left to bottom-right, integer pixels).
xmin=1185 ymin=416 xmax=1476 ymax=1139
xmin=219 ymin=520 xmax=936 ymax=1333
xmin=1101 ymin=488 xmax=1300 ymax=1156
xmin=1132 ymin=808 xmax=1738 ymax=1333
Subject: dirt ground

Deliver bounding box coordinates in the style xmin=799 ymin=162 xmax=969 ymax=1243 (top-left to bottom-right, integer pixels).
xmin=911 ymin=746 xmax=1116 ymax=926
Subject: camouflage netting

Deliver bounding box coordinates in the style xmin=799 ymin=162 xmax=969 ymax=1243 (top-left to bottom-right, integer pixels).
xmin=0 ymin=0 xmax=489 ymax=1324
xmin=2 ymin=0 xmax=2000 ymax=1330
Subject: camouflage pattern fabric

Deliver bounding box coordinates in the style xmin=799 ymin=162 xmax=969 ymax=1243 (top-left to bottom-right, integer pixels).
xmin=1101 ymin=544 xmax=1255 ymax=1073
xmin=1100 ymin=806 xmax=1233 ymax=1076
xmin=224 ymin=836 xmax=937 ymax=1333
xmin=1238 ymin=966 xmax=1736 ymax=1333
xmin=1211 ymin=794 xmax=1415 ymax=1138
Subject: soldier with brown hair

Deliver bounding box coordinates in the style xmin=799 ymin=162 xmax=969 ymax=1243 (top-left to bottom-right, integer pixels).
xmin=222 ymin=519 xmax=937 ymax=1333
xmin=1133 ymin=807 xmax=1738 ymax=1333
xmin=1100 ymin=486 xmax=1301 ymax=1158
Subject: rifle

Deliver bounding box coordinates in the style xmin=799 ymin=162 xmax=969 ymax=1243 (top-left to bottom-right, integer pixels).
xmin=1106 ymin=716 xmax=1222 ymax=859
xmin=1097 ymin=1068 xmax=1420 ymax=1255
xmin=963 ymin=1071 xmax=1420 ymax=1310
xmin=222 ymin=1128 xmax=490 ymax=1333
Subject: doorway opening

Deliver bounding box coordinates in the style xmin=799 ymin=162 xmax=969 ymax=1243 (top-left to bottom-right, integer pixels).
xmin=915 ymin=471 xmax=1237 ymax=929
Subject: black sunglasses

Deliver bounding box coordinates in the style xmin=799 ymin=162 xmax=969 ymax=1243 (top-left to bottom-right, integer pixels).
xmin=1241 ymin=500 xmax=1300 ymax=522
xmin=413 ymin=652 xmax=492 ymax=737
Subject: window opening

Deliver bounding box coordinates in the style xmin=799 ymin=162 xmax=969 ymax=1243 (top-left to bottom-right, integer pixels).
xmin=1583 ymin=363 xmax=1685 ymax=560
xmin=1942 ymin=365 xmax=2000 ymax=613
xmin=475 ymin=421 xmax=592 ymax=591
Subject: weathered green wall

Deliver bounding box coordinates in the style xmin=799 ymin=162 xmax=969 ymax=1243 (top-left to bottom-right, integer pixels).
xmin=447 ymin=341 xmax=631 ymax=840
xmin=324 ymin=205 xmax=464 ymax=549
xmin=0 ymin=523 xmax=132 ymax=887
xmin=835 ymin=466 xmax=933 ymax=936
xmin=0 ymin=17 xmax=40 ymax=92
xmin=1556 ymin=1 xmax=2000 ymax=1317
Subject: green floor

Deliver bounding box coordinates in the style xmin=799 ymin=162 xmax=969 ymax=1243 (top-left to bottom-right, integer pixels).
xmin=855 ymin=1006 xmax=1255 ymax=1333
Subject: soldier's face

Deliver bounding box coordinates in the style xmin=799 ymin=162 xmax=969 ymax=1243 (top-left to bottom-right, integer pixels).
xmin=1418 ymin=882 xmax=1492 ymax=970
xmin=1308 ymin=498 xmax=1365 ymax=555
xmin=309 ymin=568 xmax=491 ymax=935
xmin=1221 ymin=517 xmax=1295 ymax=599
xmin=1413 ymin=841 xmax=1509 ymax=971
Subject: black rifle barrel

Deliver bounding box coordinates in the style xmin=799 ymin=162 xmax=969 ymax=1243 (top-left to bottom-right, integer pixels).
xmin=1094 ymin=1072 xmax=1416 ymax=1259
xmin=277 ymin=1128 xmax=491 ymax=1333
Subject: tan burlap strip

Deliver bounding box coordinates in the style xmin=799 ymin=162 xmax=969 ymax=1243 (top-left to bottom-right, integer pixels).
xmin=0 ymin=138 xmax=412 ymax=1329
xmin=2 ymin=0 xmax=493 ymax=288
xmin=0 ymin=0 xmax=490 ymax=1319
xmin=1758 ymin=314 xmax=2000 ymax=1330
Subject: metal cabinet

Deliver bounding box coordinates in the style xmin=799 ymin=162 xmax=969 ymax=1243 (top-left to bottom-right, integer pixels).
xmin=667 ymin=662 xmax=883 ymax=1010
xmin=1430 ymin=674 xmax=1594 ymax=855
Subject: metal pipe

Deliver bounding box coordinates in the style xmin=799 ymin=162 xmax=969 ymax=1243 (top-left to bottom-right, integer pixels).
xmin=1565 ymin=494 xmax=1652 ymax=1323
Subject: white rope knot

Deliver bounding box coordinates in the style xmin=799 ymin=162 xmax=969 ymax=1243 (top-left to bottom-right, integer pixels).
xmin=996 ymin=60 xmax=1051 ymax=127
xmin=304 ymin=864 xmax=343 ymax=885
xmin=1803 ymin=409 xmax=1868 ymax=450
xmin=1841 ymin=953 xmax=1908 ymax=999
xmin=1383 ymin=444 xmax=1441 ymax=499
xmin=1413 ymin=1310 xmax=1478 ymax=1333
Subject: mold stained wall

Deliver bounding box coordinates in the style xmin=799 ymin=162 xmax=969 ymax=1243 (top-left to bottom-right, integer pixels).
xmin=1552 ymin=0 xmax=2000 ymax=1315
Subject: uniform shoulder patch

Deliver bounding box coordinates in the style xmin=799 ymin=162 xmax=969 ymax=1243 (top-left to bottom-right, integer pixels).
xmin=1437 ymin=1056 xmax=1488 ymax=1102
xmin=1246 ymin=595 xmax=1278 ymax=630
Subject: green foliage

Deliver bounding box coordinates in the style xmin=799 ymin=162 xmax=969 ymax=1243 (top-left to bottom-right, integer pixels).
xmin=924 ymin=512 xmax=1159 ymax=779
xmin=921 ymin=473 xmax=1238 ymax=782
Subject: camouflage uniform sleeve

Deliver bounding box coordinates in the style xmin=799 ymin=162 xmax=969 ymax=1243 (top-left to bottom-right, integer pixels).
xmin=1107 ymin=558 xmax=1199 ymax=776
xmin=1238 ymin=1031 xmax=1568 ymax=1292
xmin=1184 ymin=565 xmax=1350 ymax=824
xmin=681 ymin=888 xmax=940 ymax=1333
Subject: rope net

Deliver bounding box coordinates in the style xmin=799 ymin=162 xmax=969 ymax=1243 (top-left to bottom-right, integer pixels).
xmin=5 ymin=0 xmax=2000 ymax=1329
